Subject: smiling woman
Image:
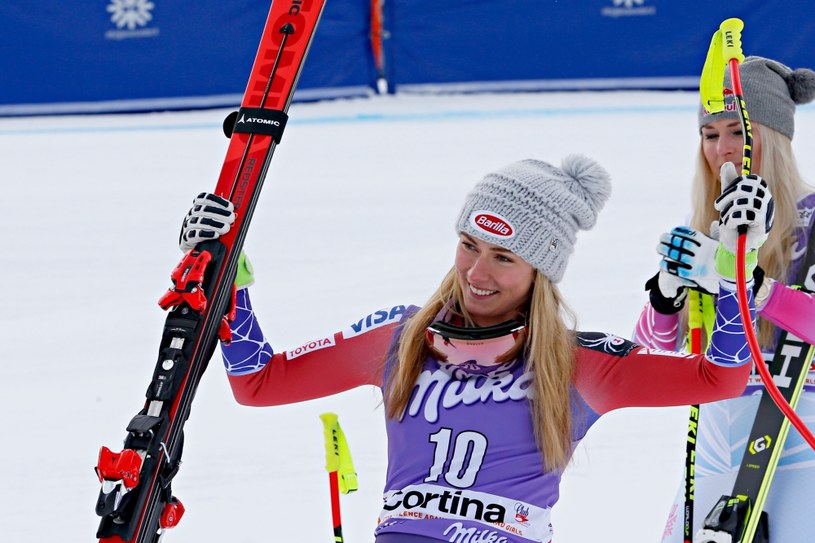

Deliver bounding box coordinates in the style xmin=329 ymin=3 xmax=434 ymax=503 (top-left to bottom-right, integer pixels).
xmin=177 ymin=153 xmax=770 ymax=543
xmin=454 ymin=234 xmax=536 ymax=327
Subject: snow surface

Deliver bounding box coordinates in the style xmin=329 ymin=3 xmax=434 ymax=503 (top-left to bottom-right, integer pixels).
xmin=2 ymin=91 xmax=814 ymax=543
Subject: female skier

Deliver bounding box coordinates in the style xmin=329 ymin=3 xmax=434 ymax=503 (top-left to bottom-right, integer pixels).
xmin=181 ymin=153 xmax=771 ymax=543
xmin=633 ymin=56 xmax=815 ymax=542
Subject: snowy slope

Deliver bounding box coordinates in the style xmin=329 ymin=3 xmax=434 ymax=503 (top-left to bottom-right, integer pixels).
xmin=2 ymin=91 xmax=813 ymax=543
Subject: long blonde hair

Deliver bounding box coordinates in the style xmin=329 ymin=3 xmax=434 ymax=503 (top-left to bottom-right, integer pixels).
xmin=385 ymin=267 xmax=578 ymax=472
xmin=689 ymin=123 xmax=811 ymax=346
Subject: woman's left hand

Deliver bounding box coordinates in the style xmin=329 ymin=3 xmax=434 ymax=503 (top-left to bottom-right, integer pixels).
xmin=714 ymin=162 xmax=775 ymax=253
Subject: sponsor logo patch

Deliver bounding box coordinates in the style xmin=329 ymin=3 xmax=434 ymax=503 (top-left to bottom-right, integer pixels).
xmin=286 ymin=336 xmax=336 ymax=360
xmin=379 ymin=484 xmax=552 ymax=542
xmin=469 ymin=211 xmax=515 ymax=238
xmin=343 ymin=305 xmax=406 ymax=339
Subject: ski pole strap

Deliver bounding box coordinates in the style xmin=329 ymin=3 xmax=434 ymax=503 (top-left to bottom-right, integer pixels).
xmin=223 ymin=107 xmax=289 ymax=141
xmin=320 ymin=413 xmax=359 ymax=494
xmin=699 ymin=26 xmax=727 ymax=116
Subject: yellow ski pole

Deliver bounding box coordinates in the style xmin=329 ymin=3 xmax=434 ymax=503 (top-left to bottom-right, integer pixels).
xmin=320 ymin=413 xmax=358 ymax=543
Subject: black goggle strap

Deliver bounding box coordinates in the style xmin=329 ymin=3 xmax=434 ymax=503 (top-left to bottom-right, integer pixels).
xmin=426 ymin=320 xmax=526 ymax=341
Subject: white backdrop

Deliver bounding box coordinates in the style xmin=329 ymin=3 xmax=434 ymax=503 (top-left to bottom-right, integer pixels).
xmin=2 ymin=90 xmax=813 ymax=542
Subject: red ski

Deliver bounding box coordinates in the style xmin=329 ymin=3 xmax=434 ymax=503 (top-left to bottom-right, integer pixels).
xmin=94 ymin=1 xmax=326 ymax=541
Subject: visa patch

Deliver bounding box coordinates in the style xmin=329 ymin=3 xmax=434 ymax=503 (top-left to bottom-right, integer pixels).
xmin=343 ymin=305 xmax=407 ymax=339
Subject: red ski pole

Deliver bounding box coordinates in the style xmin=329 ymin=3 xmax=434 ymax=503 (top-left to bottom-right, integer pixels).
xmin=716 ymin=18 xmax=815 ymax=451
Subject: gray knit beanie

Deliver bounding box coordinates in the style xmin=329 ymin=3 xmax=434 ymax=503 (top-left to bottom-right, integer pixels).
xmin=698 ymin=56 xmax=815 ymax=139
xmin=456 ymin=155 xmax=612 ymax=283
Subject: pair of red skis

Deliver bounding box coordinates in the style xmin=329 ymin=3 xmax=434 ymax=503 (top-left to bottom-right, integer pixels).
xmin=93 ymin=2 xmax=326 ymax=542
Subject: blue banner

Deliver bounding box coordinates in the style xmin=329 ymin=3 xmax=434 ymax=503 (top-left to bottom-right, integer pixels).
xmin=0 ymin=1 xmax=375 ymax=115
xmin=2 ymin=1 xmax=813 ymax=115
xmin=384 ymin=0 xmax=815 ymax=92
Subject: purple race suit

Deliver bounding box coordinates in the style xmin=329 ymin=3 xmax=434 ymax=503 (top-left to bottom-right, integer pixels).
xmin=222 ymin=281 xmax=753 ymax=543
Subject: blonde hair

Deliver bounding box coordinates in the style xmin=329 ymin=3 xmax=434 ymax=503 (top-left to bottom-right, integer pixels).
xmin=385 ymin=267 xmax=578 ymax=472
xmin=689 ymin=123 xmax=812 ymax=346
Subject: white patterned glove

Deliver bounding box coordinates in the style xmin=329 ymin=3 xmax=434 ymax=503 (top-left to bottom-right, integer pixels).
xmin=714 ymin=162 xmax=774 ymax=254
xmin=657 ymin=226 xmax=720 ymax=296
xmin=179 ymin=193 xmax=237 ymax=252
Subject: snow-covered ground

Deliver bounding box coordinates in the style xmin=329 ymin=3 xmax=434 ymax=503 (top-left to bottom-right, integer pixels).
xmin=2 ymin=90 xmax=813 ymax=542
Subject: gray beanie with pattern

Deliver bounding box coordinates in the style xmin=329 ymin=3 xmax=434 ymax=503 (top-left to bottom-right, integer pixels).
xmin=698 ymin=56 xmax=815 ymax=139
xmin=456 ymin=155 xmax=612 ymax=283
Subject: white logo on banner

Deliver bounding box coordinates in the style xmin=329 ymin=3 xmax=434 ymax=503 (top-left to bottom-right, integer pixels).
xmin=601 ymin=0 xmax=656 ymax=17
xmin=613 ymin=0 xmax=644 ymax=7
xmin=106 ymin=0 xmax=160 ymax=40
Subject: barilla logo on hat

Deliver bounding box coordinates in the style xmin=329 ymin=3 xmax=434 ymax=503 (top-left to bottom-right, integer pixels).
xmin=470 ymin=210 xmax=515 ymax=238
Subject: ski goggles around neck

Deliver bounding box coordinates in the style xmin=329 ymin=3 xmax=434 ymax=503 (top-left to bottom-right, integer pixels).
xmin=425 ymin=319 xmax=526 ymax=378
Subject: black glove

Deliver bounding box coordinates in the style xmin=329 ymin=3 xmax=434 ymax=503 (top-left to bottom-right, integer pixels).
xmin=643 ymin=266 xmax=766 ymax=316
xmin=644 ymin=272 xmax=688 ymax=315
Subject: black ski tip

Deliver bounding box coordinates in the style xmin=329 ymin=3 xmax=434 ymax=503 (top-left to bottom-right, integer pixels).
xmin=223 ymin=110 xmax=239 ymax=138
xmin=279 ymin=23 xmax=295 ymax=35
